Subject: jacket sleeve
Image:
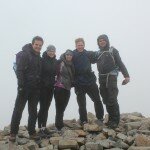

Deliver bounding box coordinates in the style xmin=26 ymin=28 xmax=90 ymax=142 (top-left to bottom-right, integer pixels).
xmin=87 ymin=51 xmax=98 ymax=64
xmin=113 ymin=49 xmax=130 ymax=78
xmin=16 ymin=53 xmax=28 ymax=87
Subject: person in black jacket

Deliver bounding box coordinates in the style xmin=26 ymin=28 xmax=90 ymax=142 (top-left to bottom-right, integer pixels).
xmin=9 ymin=36 xmax=44 ymax=142
xmin=73 ymin=38 xmax=104 ymax=126
xmin=97 ymin=34 xmax=130 ymax=129
xmin=38 ymin=45 xmax=57 ymax=137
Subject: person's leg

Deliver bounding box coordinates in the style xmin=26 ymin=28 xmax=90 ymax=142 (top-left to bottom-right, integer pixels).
xmin=86 ymin=83 xmax=104 ymax=120
xmin=54 ymin=87 xmax=70 ymax=130
xmin=107 ymin=75 xmax=120 ymax=128
xmin=42 ymin=87 xmax=54 ymax=127
xmin=28 ymin=89 xmax=40 ymax=136
xmin=38 ymin=87 xmax=45 ymax=128
xmin=10 ymin=90 xmax=28 ymax=135
xmin=38 ymin=87 xmax=53 ymax=128
xmin=74 ymin=85 xmax=87 ymax=124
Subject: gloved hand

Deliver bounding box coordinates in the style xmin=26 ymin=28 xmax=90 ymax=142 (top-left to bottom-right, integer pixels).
xmin=122 ymin=77 xmax=130 ymax=85
xmin=17 ymin=86 xmax=24 ymax=95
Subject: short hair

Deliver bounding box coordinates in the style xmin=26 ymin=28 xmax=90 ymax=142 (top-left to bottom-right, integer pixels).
xmin=75 ymin=38 xmax=85 ymax=45
xmin=32 ymin=36 xmax=44 ymax=44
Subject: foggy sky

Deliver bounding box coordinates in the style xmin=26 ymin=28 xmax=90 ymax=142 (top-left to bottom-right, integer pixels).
xmin=0 ymin=0 xmax=150 ymax=129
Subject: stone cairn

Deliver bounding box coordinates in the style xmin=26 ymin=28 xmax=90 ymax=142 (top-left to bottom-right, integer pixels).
xmin=0 ymin=112 xmax=150 ymax=150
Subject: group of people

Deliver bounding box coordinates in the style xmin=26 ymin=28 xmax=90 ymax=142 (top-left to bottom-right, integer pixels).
xmin=9 ymin=35 xmax=130 ymax=142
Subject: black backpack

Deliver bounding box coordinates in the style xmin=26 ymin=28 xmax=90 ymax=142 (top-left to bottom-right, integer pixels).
xmin=97 ymin=47 xmax=116 ymax=74
xmin=13 ymin=51 xmax=32 ymax=75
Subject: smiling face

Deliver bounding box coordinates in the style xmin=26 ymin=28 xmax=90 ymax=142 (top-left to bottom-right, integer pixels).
xmin=47 ymin=50 xmax=56 ymax=58
xmin=76 ymin=41 xmax=85 ymax=52
xmin=65 ymin=54 xmax=73 ymax=61
xmin=98 ymin=38 xmax=107 ymax=48
xmin=32 ymin=40 xmax=43 ymax=53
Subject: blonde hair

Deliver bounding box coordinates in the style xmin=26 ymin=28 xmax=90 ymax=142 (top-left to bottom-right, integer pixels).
xmin=75 ymin=38 xmax=85 ymax=45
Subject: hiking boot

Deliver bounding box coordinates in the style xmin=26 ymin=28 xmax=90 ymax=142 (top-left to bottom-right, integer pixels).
xmin=105 ymin=121 xmax=112 ymax=126
xmin=108 ymin=122 xmax=118 ymax=129
xmin=9 ymin=134 xmax=16 ymax=142
xmin=38 ymin=129 xmax=47 ymax=139
xmin=80 ymin=121 xmax=88 ymax=126
xmin=42 ymin=128 xmax=51 ymax=138
xmin=95 ymin=119 xmax=104 ymax=126
xmin=29 ymin=133 xmax=40 ymax=141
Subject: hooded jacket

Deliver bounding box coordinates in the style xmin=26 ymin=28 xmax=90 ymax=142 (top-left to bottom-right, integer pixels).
xmin=41 ymin=51 xmax=57 ymax=88
xmin=16 ymin=43 xmax=42 ymax=88
xmin=97 ymin=35 xmax=129 ymax=78
xmin=55 ymin=53 xmax=75 ymax=90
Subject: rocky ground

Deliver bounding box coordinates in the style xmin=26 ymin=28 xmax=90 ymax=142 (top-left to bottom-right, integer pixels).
xmin=0 ymin=112 xmax=150 ymax=150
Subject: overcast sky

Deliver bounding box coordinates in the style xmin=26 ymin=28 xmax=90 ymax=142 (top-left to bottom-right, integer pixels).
xmin=0 ymin=0 xmax=150 ymax=129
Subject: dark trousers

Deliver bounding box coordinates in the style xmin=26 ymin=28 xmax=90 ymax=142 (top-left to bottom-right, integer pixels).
xmin=99 ymin=75 xmax=120 ymax=124
xmin=10 ymin=88 xmax=40 ymax=135
xmin=38 ymin=87 xmax=54 ymax=128
xmin=75 ymin=83 xmax=104 ymax=123
xmin=54 ymin=87 xmax=70 ymax=130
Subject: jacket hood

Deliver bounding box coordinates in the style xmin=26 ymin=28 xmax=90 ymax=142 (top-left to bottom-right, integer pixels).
xmin=97 ymin=34 xmax=110 ymax=51
xmin=22 ymin=43 xmax=33 ymax=52
xmin=22 ymin=43 xmax=40 ymax=55
xmin=42 ymin=51 xmax=56 ymax=59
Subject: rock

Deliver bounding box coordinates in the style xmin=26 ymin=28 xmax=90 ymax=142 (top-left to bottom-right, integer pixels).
xmin=94 ymin=133 xmax=106 ymax=141
xmin=128 ymin=146 xmax=150 ymax=150
xmin=59 ymin=139 xmax=78 ymax=149
xmin=50 ymin=137 xmax=63 ymax=145
xmin=135 ymin=134 xmax=150 ymax=146
xmin=39 ymin=139 xmax=50 ymax=148
xmin=23 ymin=141 xmax=39 ymax=150
xmin=19 ymin=126 xmax=27 ymax=131
xmin=124 ymin=136 xmax=135 ymax=145
xmin=74 ymin=130 xmax=86 ymax=137
xmin=97 ymin=139 xmax=116 ymax=148
xmin=116 ymin=133 xmax=127 ymax=140
xmin=2 ymin=125 xmax=10 ymax=136
xmin=114 ymin=140 xmax=129 ymax=149
xmin=63 ymin=119 xmax=77 ymax=128
xmin=127 ymin=129 xmax=138 ymax=136
xmin=17 ymin=137 xmax=29 ymax=145
xmin=124 ymin=122 xmax=142 ymax=131
xmin=79 ymin=145 xmax=85 ymax=150
xmin=85 ymin=142 xmax=103 ymax=150
xmin=18 ymin=130 xmax=29 ymax=138
xmin=87 ymin=112 xmax=97 ymax=123
xmin=63 ymin=130 xmax=78 ymax=138
xmin=84 ymin=124 xmax=102 ymax=132
xmin=69 ymin=137 xmax=85 ymax=146
xmin=137 ymin=130 xmax=150 ymax=135
xmin=126 ymin=115 xmax=143 ymax=122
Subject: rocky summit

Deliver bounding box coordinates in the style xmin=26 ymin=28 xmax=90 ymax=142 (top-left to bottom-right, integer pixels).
xmin=0 ymin=112 xmax=150 ymax=150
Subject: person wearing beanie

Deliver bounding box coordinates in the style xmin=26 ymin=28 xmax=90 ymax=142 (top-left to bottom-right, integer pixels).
xmin=73 ymin=38 xmax=104 ymax=126
xmin=54 ymin=49 xmax=75 ymax=131
xmin=97 ymin=34 xmax=130 ymax=129
xmin=38 ymin=44 xmax=57 ymax=138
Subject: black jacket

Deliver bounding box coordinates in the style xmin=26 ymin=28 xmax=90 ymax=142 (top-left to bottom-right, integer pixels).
xmin=41 ymin=51 xmax=57 ymax=88
xmin=97 ymin=48 xmax=129 ymax=78
xmin=16 ymin=43 xmax=42 ymax=88
xmin=73 ymin=49 xmax=97 ymax=85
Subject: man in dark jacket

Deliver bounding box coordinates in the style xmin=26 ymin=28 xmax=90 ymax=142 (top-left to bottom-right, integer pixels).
xmin=38 ymin=45 xmax=57 ymax=137
xmin=97 ymin=34 xmax=130 ymax=129
xmin=73 ymin=38 xmax=104 ymax=126
xmin=9 ymin=36 xmax=44 ymax=142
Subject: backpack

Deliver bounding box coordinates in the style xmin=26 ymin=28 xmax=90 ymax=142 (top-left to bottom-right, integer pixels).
xmin=97 ymin=47 xmax=116 ymax=74
xmin=13 ymin=51 xmax=31 ymax=75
